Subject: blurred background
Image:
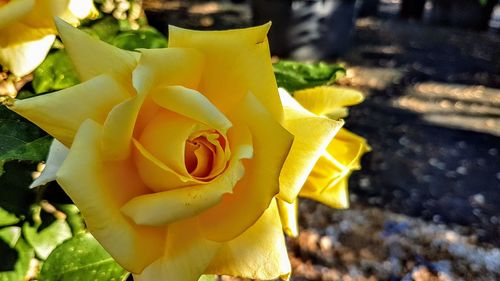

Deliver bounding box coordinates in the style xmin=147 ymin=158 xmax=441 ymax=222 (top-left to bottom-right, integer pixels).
xmin=118 ymin=0 xmax=500 ymax=280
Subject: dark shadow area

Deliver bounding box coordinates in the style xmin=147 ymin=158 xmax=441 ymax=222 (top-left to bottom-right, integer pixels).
xmin=0 ymin=239 xmax=18 ymax=272
xmin=0 ymin=162 xmax=37 ymax=218
xmin=347 ymin=97 xmax=500 ymax=245
xmin=337 ymin=14 xmax=500 ymax=246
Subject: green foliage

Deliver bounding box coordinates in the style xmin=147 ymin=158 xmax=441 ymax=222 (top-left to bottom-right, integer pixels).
xmin=0 ymin=106 xmax=51 ymax=175
xmin=39 ymin=233 xmax=129 ymax=281
xmin=0 ymin=232 xmax=34 ymax=281
xmin=0 ymin=208 xmax=19 ymax=227
xmin=82 ymin=16 xmax=121 ymax=43
xmin=23 ymin=217 xmax=72 ymax=260
xmin=32 ymin=50 xmax=80 ymax=94
xmin=0 ymin=162 xmax=38 ymax=216
xmin=110 ymin=28 xmax=167 ymax=51
xmin=273 ymin=60 xmax=346 ymax=92
xmin=0 ymin=226 xmax=21 ymax=248
xmin=57 ymin=204 xmax=86 ymax=235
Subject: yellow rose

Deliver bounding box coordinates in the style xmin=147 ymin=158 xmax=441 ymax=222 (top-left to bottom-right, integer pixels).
xmin=277 ymin=86 xmax=371 ymax=236
xmin=11 ymin=18 xmax=296 ymax=280
xmin=0 ymin=0 xmax=96 ymax=76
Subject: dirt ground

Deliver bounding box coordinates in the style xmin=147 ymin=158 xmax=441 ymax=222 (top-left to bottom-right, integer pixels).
xmin=142 ymin=1 xmax=500 ymax=280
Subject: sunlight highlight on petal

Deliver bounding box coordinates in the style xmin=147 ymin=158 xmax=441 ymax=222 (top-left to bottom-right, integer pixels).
xmin=11 ymin=74 xmax=129 ymax=146
xmin=168 ymin=23 xmax=283 ymax=120
xmin=206 ymin=200 xmax=291 ymax=280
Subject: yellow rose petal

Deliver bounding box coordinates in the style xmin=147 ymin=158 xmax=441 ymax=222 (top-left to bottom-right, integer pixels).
xmin=56 ymin=119 xmax=164 ymax=273
xmin=294 ymin=86 xmax=364 ymax=117
xmin=66 ymin=0 xmax=97 ymax=20
xmin=153 ymin=86 xmax=232 ymax=134
xmin=300 ymin=177 xmax=350 ymax=209
xmin=55 ymin=18 xmax=139 ymax=85
xmin=134 ymin=219 xmax=220 ymax=281
xmin=168 ymin=23 xmax=283 ymax=120
xmin=300 ymin=129 xmax=370 ymax=209
xmin=30 ymin=139 xmax=68 ymax=188
xmin=10 ymin=74 xmax=129 ymax=146
xmin=277 ymin=198 xmax=299 ymax=237
xmin=302 ymin=153 xmax=344 ymax=193
xmin=0 ymin=0 xmax=34 ymax=29
xmin=278 ymin=89 xmax=344 ymax=203
xmin=133 ymin=48 xmax=204 ymax=95
xmin=23 ymin=0 xmax=69 ymax=28
xmin=0 ymin=32 xmax=55 ymax=77
xmin=132 ymin=139 xmax=198 ymax=191
xmin=121 ymin=153 xmax=245 ymax=226
xmin=328 ymin=128 xmax=372 ymax=168
xmin=100 ymin=93 xmax=146 ymax=161
xmin=199 ymin=92 xmax=293 ymax=242
xmin=206 ymin=200 xmax=291 ymax=280
xmin=138 ymin=110 xmax=208 ymax=178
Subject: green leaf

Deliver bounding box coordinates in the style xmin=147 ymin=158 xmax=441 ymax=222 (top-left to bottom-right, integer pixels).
xmin=0 ymin=207 xmax=19 ymax=227
xmin=57 ymin=204 xmax=86 ymax=235
xmin=23 ymin=218 xmax=72 ymax=260
xmin=40 ymin=233 xmax=129 ymax=281
xmin=0 ymin=237 xmax=34 ymax=281
xmin=87 ymin=16 xmax=120 ymax=42
xmin=0 ymin=226 xmax=21 ymax=248
xmin=0 ymin=162 xmax=38 ymax=216
xmin=0 ymin=106 xmax=51 ymax=175
xmin=32 ymin=50 xmax=80 ymax=94
xmin=110 ymin=28 xmax=167 ymax=51
xmin=273 ymin=60 xmax=346 ymax=92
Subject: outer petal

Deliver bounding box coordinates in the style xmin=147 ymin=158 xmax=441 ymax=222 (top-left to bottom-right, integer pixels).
xmin=68 ymin=0 xmax=95 ymax=18
xmin=23 ymin=0 xmax=69 ymax=28
xmin=55 ymin=18 xmax=138 ymax=86
xmin=133 ymin=48 xmax=204 ymax=95
xmin=168 ymin=23 xmax=283 ymax=120
xmin=0 ymin=33 xmax=55 ymax=77
xmin=134 ymin=219 xmax=220 ymax=281
xmin=198 ymin=92 xmax=293 ymax=242
xmin=56 ymin=120 xmax=164 ymax=273
xmin=328 ymin=128 xmax=371 ymax=169
xmin=30 ymin=139 xmax=68 ymax=188
xmin=0 ymin=0 xmax=34 ymax=29
xmin=300 ymin=177 xmax=350 ymax=209
xmin=293 ymin=86 xmax=364 ymax=118
xmin=59 ymin=0 xmax=97 ymax=25
xmin=277 ymin=198 xmax=299 ymax=237
xmin=10 ymin=74 xmax=129 ymax=146
xmin=206 ymin=200 xmax=291 ymax=280
xmin=300 ymin=129 xmax=371 ymax=209
xmin=277 ymin=88 xmax=344 ymax=203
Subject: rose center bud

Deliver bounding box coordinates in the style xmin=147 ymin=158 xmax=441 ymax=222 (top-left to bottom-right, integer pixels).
xmin=134 ymin=111 xmax=231 ymax=192
xmin=184 ymin=130 xmax=227 ymax=181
